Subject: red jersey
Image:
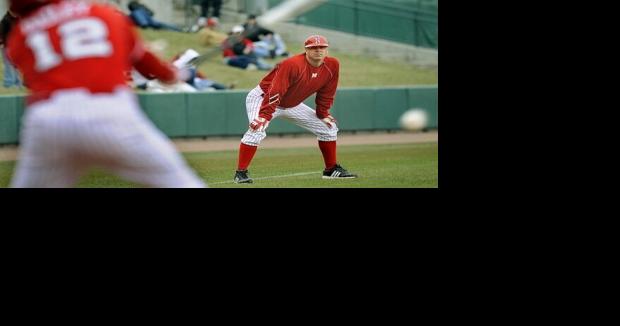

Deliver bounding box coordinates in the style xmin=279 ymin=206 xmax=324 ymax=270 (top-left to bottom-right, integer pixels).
xmin=258 ymin=53 xmax=339 ymax=120
xmin=7 ymin=1 xmax=176 ymax=104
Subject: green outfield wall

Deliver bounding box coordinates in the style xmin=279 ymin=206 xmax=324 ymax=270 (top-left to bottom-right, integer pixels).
xmin=0 ymin=86 xmax=437 ymax=145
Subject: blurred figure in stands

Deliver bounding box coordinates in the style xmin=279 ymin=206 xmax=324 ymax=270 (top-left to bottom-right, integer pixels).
xmin=221 ymin=25 xmax=273 ymax=71
xmin=172 ymin=49 xmax=233 ymax=91
xmin=200 ymin=0 xmax=222 ymax=20
xmin=0 ymin=10 xmax=22 ymax=88
xmin=243 ymin=14 xmax=289 ymax=59
xmin=127 ymin=0 xmax=184 ymax=32
xmin=197 ymin=17 xmax=226 ymax=46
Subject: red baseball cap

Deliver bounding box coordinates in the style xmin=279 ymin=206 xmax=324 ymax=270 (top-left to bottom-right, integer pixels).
xmin=207 ymin=17 xmax=219 ymax=27
xmin=304 ymin=35 xmax=329 ymax=48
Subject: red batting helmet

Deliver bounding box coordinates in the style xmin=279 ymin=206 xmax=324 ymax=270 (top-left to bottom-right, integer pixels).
xmin=304 ymin=35 xmax=329 ymax=48
xmin=9 ymin=0 xmax=61 ymax=17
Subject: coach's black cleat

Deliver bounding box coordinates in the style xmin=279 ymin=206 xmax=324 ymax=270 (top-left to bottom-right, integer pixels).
xmin=234 ymin=170 xmax=253 ymax=184
xmin=322 ymin=164 xmax=358 ymax=179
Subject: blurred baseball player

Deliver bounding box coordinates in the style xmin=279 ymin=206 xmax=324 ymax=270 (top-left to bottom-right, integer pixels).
xmin=234 ymin=34 xmax=357 ymax=183
xmin=6 ymin=0 xmax=206 ymax=188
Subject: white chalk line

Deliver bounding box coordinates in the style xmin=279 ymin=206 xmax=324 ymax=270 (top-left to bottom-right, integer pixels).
xmin=209 ymin=171 xmax=322 ymax=185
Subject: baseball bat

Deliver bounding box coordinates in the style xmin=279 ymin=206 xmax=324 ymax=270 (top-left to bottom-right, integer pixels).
xmin=257 ymin=0 xmax=327 ymax=28
xmin=184 ymin=47 xmax=221 ymax=68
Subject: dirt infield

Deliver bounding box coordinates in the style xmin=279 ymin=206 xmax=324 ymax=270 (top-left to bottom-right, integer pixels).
xmin=0 ymin=131 xmax=437 ymax=162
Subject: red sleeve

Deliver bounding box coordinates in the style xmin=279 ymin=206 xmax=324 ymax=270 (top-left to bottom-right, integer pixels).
xmin=122 ymin=13 xmax=145 ymax=62
xmin=133 ymin=50 xmax=177 ymax=83
xmin=259 ymin=63 xmax=295 ymax=121
xmin=315 ymin=60 xmax=339 ymax=118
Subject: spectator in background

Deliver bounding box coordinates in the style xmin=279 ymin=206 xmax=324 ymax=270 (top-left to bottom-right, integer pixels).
xmin=197 ymin=17 xmax=227 ymax=46
xmin=191 ymin=0 xmax=222 ymax=33
xmin=132 ymin=49 xmax=234 ymax=92
xmin=171 ymin=49 xmax=234 ymax=91
xmin=200 ymin=0 xmax=222 ymax=20
xmin=0 ymin=10 xmax=22 ymax=89
xmin=128 ymin=0 xmax=184 ymax=32
xmin=221 ymin=25 xmax=273 ymax=71
xmin=243 ymin=14 xmax=289 ymax=58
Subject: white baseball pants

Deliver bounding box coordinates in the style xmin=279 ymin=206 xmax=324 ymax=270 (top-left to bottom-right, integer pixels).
xmin=241 ymin=86 xmax=338 ymax=146
xmin=11 ymin=88 xmax=206 ymax=188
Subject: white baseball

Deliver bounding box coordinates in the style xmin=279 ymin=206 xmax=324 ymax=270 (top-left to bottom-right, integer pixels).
xmin=399 ymin=109 xmax=428 ymax=131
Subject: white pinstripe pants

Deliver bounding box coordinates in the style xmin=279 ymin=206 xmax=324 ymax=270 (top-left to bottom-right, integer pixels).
xmin=11 ymin=88 xmax=206 ymax=188
xmin=241 ymin=86 xmax=338 ymax=146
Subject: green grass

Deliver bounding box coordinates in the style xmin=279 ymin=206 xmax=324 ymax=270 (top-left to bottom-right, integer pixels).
xmin=0 ymin=29 xmax=437 ymax=95
xmin=0 ymin=142 xmax=438 ymax=188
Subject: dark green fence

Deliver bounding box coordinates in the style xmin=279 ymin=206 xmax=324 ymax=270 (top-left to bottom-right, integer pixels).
xmin=263 ymin=0 xmax=437 ymax=48
xmin=0 ymin=86 xmax=437 ymax=145
xmin=0 ymin=96 xmax=24 ymax=145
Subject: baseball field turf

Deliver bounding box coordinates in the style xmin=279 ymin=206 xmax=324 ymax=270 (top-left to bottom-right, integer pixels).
xmin=0 ymin=142 xmax=437 ymax=188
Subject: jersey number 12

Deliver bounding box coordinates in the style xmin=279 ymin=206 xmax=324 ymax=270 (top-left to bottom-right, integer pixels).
xmin=26 ymin=18 xmax=113 ymax=72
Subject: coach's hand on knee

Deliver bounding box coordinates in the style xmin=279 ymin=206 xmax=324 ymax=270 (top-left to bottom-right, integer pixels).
xmin=249 ymin=117 xmax=270 ymax=132
xmin=321 ymin=115 xmax=337 ymax=129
